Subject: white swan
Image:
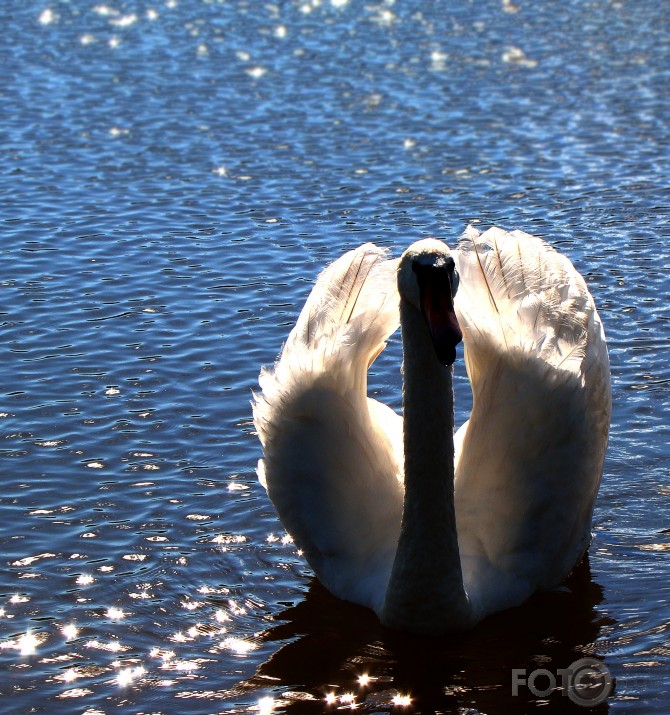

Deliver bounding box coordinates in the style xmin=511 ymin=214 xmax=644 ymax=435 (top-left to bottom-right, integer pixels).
xmin=253 ymin=226 xmax=611 ymax=634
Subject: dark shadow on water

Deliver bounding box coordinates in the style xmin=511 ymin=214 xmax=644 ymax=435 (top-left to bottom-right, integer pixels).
xmin=234 ymin=557 xmax=615 ymax=713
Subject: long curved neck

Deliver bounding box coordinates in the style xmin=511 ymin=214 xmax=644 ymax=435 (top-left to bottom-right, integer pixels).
xmin=381 ymin=300 xmax=472 ymax=633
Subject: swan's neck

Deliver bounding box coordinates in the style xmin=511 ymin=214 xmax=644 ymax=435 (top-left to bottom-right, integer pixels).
xmin=381 ymin=300 xmax=472 ymax=633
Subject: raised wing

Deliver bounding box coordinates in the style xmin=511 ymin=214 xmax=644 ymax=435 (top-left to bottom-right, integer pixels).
xmin=453 ymin=226 xmax=611 ymax=615
xmin=253 ymin=244 xmax=403 ymax=611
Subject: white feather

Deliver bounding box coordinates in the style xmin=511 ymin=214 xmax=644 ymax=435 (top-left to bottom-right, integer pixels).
xmin=453 ymin=226 xmax=611 ymax=617
xmin=253 ymin=227 xmax=611 ymax=630
xmin=253 ymin=244 xmax=402 ymax=610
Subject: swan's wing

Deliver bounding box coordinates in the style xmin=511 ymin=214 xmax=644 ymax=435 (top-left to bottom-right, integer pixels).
xmin=253 ymin=244 xmax=403 ymax=612
xmin=453 ymin=226 xmax=611 ymax=615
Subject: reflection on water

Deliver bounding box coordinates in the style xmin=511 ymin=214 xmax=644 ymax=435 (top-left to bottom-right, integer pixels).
xmin=0 ymin=519 xmax=628 ymax=713
xmin=232 ymin=560 xmax=611 ymax=714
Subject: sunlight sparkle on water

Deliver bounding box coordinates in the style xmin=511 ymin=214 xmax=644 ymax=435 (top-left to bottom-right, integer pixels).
xmin=175 ymin=660 xmax=199 ymax=672
xmin=86 ymin=639 xmax=125 ymax=653
xmin=246 ymin=67 xmax=267 ymax=80
xmin=109 ymin=13 xmax=137 ymax=27
xmin=38 ymin=8 xmax=56 ymax=25
xmin=61 ymin=623 xmax=79 ymax=640
xmin=371 ymin=7 xmax=396 ymax=26
xmin=257 ymin=696 xmax=275 ymax=714
xmin=222 ymin=636 xmax=257 ymax=654
xmin=129 ymin=589 xmax=150 ymax=600
xmin=18 ymin=631 xmax=40 ymax=655
xmin=93 ymin=4 xmax=119 ymax=16
xmin=150 ymin=647 xmax=175 ymax=662
xmin=181 ymin=598 xmax=203 ymax=611
xmin=106 ymin=607 xmax=126 ymax=620
xmin=227 ymin=599 xmax=247 ymax=616
xmin=392 ymin=693 xmax=412 ymax=707
xmin=340 ymin=692 xmax=356 ymax=705
xmin=62 ymin=668 xmax=80 ymax=683
xmin=116 ymin=665 xmax=146 ymax=687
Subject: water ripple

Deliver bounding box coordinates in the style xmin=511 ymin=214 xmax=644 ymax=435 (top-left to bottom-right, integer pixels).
xmin=1 ymin=0 xmax=669 ymax=712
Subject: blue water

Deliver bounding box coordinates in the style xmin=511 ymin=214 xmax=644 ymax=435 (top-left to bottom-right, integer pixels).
xmin=1 ymin=1 xmax=669 ymax=713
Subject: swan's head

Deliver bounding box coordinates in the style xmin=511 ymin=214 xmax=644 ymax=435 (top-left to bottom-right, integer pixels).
xmin=398 ymin=238 xmax=462 ymax=366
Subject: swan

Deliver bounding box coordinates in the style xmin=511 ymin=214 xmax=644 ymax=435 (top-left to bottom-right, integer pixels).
xmin=253 ymin=226 xmax=611 ymax=634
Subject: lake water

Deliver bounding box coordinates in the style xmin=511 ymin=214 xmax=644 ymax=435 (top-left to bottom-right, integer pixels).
xmin=1 ymin=1 xmax=669 ymax=713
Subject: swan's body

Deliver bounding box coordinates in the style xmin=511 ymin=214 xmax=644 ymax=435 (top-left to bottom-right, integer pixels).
xmin=253 ymin=226 xmax=611 ymax=634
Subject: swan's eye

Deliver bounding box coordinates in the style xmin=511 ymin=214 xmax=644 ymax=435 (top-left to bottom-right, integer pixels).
xmin=411 ymin=255 xmax=458 ymax=296
xmin=411 ymin=254 xmax=454 ymax=273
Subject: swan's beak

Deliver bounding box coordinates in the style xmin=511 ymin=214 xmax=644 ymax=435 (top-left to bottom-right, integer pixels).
xmin=414 ymin=260 xmax=462 ymax=366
